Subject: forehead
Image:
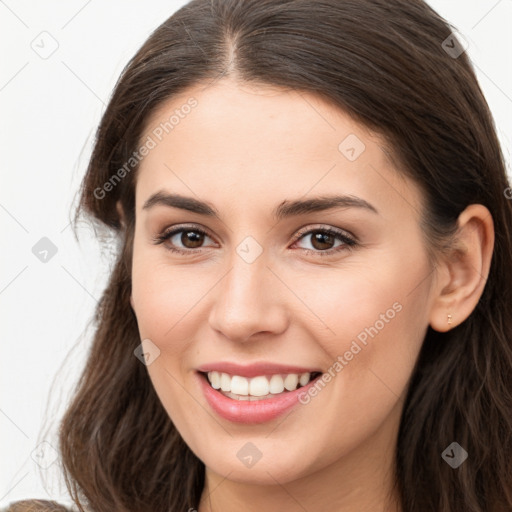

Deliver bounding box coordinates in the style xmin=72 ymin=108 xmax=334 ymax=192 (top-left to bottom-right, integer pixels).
xmin=135 ymin=78 xmax=422 ymax=220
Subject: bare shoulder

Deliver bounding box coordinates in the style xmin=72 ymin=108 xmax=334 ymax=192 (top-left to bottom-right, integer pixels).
xmin=1 ymin=500 xmax=75 ymax=512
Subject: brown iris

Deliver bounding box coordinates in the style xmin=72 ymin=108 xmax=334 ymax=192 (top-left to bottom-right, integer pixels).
xmin=310 ymin=231 xmax=335 ymax=251
xmin=181 ymin=230 xmax=205 ymax=249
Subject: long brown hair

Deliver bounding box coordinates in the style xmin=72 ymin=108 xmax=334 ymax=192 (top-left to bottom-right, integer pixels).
xmin=11 ymin=0 xmax=512 ymax=510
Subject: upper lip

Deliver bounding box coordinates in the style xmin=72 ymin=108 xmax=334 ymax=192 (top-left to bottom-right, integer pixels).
xmin=196 ymin=361 xmax=322 ymax=378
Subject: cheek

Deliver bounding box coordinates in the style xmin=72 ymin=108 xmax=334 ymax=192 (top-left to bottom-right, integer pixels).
xmin=131 ymin=246 xmax=209 ymax=348
xmin=130 ymin=252 xmax=203 ymax=419
xmin=295 ymin=251 xmax=430 ymax=393
xmin=281 ymin=258 xmax=429 ymax=464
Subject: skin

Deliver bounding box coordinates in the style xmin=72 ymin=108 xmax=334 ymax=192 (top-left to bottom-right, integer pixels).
xmin=121 ymin=77 xmax=494 ymax=512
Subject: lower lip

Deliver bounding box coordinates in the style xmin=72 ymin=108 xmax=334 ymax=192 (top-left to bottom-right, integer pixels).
xmin=197 ymin=371 xmax=321 ymax=424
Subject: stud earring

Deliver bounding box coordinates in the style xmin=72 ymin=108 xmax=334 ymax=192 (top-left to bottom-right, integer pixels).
xmin=447 ymin=314 xmax=453 ymax=325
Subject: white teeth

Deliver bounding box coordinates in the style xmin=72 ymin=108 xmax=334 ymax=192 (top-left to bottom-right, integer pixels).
xmin=299 ymin=372 xmax=310 ymax=387
xmin=206 ymin=371 xmax=314 ymax=398
xmin=209 ymin=371 xmax=221 ymax=389
xmin=231 ymin=375 xmax=249 ymax=395
xmin=283 ymin=374 xmax=299 ymax=391
xmin=249 ymin=376 xmax=270 ymax=397
xmin=269 ymin=374 xmax=285 ymax=394
xmin=220 ymin=372 xmax=231 ymax=392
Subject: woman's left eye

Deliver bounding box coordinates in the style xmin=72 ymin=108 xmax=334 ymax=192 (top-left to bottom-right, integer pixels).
xmin=152 ymin=225 xmax=357 ymax=257
xmin=291 ymin=227 xmax=357 ymax=256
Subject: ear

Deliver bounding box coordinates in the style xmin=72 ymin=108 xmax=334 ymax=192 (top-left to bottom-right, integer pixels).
xmin=429 ymin=204 xmax=494 ymax=332
xmin=116 ymin=200 xmax=126 ymax=228
xmin=130 ymin=294 xmax=135 ymax=310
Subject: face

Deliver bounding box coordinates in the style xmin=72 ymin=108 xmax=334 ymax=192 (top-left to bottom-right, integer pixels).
xmin=129 ymin=78 xmax=436 ymax=485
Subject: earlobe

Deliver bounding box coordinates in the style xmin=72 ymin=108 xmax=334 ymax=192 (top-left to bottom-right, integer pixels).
xmin=429 ymin=204 xmax=494 ymax=332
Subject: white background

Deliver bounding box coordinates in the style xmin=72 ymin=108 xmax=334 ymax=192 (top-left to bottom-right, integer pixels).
xmin=1 ymin=0 xmax=511 ymax=507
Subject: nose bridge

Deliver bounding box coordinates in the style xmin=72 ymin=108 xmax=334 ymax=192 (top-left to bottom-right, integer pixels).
xmin=208 ymin=241 xmax=288 ymax=342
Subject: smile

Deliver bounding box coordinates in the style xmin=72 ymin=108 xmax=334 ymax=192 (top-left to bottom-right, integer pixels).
xmin=197 ymin=369 xmax=324 ymax=424
xmin=205 ymin=371 xmax=322 ymax=400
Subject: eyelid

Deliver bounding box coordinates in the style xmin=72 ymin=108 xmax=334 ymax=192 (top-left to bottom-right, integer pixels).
xmin=292 ymin=224 xmax=357 ymax=244
xmin=152 ymin=223 xmax=217 ymax=246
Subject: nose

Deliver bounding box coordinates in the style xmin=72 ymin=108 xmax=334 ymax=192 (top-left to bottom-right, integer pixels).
xmin=207 ymin=250 xmax=289 ymax=343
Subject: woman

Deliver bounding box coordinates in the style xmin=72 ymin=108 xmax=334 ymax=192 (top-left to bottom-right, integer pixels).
xmin=5 ymin=0 xmax=512 ymax=510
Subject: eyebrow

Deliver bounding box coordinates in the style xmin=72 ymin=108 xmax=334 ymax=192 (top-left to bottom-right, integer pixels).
xmin=142 ymin=191 xmax=379 ymax=220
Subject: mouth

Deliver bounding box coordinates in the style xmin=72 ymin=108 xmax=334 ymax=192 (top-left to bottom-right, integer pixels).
xmin=198 ymin=370 xmax=323 ymax=401
xmin=197 ymin=369 xmax=324 ymax=424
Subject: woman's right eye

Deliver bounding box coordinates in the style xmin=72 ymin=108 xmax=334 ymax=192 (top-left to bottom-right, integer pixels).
xmin=152 ymin=225 xmax=216 ymax=254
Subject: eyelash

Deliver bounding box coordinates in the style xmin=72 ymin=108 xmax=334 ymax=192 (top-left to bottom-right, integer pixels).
xmin=152 ymin=224 xmax=357 ymax=257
